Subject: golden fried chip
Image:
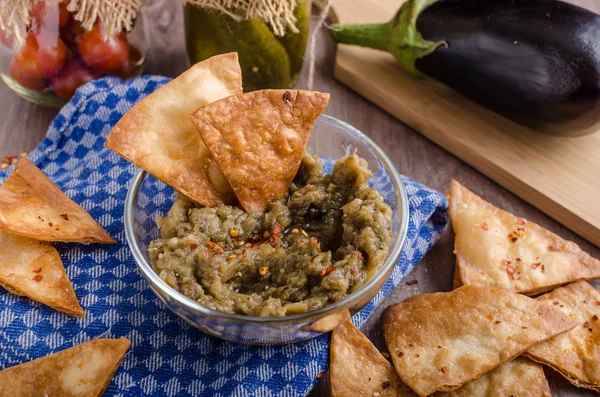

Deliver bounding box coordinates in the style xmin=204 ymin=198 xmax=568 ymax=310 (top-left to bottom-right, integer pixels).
xmin=383 ymin=285 xmax=577 ymax=396
xmin=105 ymin=53 xmax=242 ymax=207
xmin=434 ymin=358 xmax=551 ymax=397
xmin=331 ymin=320 xmax=417 ymax=397
xmin=0 ymin=230 xmax=83 ymax=317
xmin=0 ymin=337 xmax=130 ymax=396
xmin=0 ymin=159 xmax=115 ymax=244
xmin=526 ymin=281 xmax=600 ymax=391
xmin=190 ymin=89 xmax=330 ymax=213
xmin=449 ymin=180 xmax=600 ymax=295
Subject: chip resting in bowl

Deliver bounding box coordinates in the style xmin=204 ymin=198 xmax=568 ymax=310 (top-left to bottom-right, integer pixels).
xmin=0 ymin=337 xmax=130 ymax=396
xmin=0 ymin=230 xmax=83 ymax=317
xmin=526 ymin=281 xmax=600 ymax=391
xmin=449 ymin=180 xmax=600 ymax=295
xmin=383 ymin=285 xmax=577 ymax=396
xmin=0 ymin=159 xmax=114 ymax=244
xmin=190 ymin=89 xmax=330 ymax=213
xmin=105 ymin=52 xmax=243 ymax=207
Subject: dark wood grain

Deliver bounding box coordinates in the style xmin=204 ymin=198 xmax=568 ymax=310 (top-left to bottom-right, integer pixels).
xmin=0 ymin=2 xmax=599 ymax=396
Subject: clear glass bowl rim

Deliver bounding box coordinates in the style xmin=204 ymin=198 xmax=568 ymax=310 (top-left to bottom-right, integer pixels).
xmin=124 ymin=114 xmax=410 ymax=325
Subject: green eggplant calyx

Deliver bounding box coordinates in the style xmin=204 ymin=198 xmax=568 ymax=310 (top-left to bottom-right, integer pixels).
xmin=331 ymin=0 xmax=446 ymax=77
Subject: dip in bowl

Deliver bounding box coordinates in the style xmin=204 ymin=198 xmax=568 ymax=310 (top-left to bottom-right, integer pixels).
xmin=124 ymin=115 xmax=408 ymax=344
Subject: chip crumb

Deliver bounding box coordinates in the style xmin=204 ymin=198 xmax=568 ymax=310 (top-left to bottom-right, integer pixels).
xmin=406 ymin=280 xmax=418 ymax=286
xmin=373 ymin=392 xmax=379 ymax=397
xmin=381 ymin=352 xmax=389 ymax=359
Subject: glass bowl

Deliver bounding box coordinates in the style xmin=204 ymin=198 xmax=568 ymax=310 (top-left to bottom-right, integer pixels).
xmin=124 ymin=115 xmax=409 ymax=345
xmin=0 ymin=2 xmax=147 ymax=107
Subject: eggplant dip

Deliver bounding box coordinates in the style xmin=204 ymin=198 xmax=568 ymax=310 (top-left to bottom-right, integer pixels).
xmin=149 ymin=153 xmax=393 ymax=317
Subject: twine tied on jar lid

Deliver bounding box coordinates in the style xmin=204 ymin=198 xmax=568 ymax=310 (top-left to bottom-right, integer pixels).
xmin=0 ymin=0 xmax=142 ymax=49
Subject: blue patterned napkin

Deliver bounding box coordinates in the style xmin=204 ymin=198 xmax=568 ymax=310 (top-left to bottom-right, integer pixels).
xmin=0 ymin=77 xmax=448 ymax=397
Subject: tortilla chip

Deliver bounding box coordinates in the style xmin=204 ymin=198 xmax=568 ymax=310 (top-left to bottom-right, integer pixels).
xmin=0 ymin=230 xmax=83 ymax=317
xmin=526 ymin=281 xmax=600 ymax=391
xmin=383 ymin=285 xmax=577 ymax=396
xmin=105 ymin=53 xmax=242 ymax=207
xmin=449 ymin=180 xmax=600 ymax=295
xmin=434 ymin=357 xmax=551 ymax=397
xmin=0 ymin=159 xmax=115 ymax=244
xmin=0 ymin=337 xmax=129 ymax=396
xmin=331 ymin=320 xmax=417 ymax=397
xmin=190 ymin=89 xmax=330 ymax=213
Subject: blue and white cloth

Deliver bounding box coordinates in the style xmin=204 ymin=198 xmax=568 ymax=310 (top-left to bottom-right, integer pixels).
xmin=0 ymin=77 xmax=448 ymax=396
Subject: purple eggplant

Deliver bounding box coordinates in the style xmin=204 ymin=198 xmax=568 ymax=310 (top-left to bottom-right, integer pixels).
xmin=331 ymin=0 xmax=600 ymax=136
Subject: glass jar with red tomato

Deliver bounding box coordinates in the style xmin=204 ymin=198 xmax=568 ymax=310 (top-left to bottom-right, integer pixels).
xmin=0 ymin=2 xmax=146 ymax=107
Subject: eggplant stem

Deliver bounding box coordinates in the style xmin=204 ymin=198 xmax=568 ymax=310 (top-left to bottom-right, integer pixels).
xmin=331 ymin=23 xmax=390 ymax=52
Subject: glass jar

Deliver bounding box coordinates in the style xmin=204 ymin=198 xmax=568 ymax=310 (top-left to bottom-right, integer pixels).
xmin=184 ymin=1 xmax=311 ymax=92
xmin=0 ymin=2 xmax=147 ymax=107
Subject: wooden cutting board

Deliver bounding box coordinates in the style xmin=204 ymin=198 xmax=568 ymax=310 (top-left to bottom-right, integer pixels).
xmin=329 ymin=0 xmax=600 ymax=247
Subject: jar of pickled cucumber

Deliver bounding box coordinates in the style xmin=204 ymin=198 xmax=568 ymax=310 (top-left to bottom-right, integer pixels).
xmin=184 ymin=1 xmax=311 ymax=92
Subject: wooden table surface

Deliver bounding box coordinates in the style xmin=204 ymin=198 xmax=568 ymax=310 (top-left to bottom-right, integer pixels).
xmin=1 ymin=2 xmax=599 ymax=396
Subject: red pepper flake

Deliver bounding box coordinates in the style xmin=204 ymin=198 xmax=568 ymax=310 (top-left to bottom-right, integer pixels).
xmin=60 ymin=213 xmax=69 ymax=221
xmin=381 ymin=380 xmax=391 ymax=389
xmin=32 ymin=275 xmax=43 ymax=282
xmin=517 ymin=219 xmax=526 ymax=226
xmin=548 ymin=244 xmax=561 ymax=252
xmin=206 ymin=241 xmax=216 ymax=249
xmin=319 ymin=267 xmax=335 ymax=277
xmin=189 ymin=243 xmax=198 ymax=249
xmin=440 ymin=366 xmax=448 ymax=373
xmin=584 ymin=321 xmax=591 ymax=328
xmin=226 ymin=254 xmax=236 ymax=261
xmin=204 ymin=250 xmax=210 ymax=257
xmin=310 ymin=237 xmax=318 ymax=247
xmin=213 ymin=246 xmax=224 ymax=255
xmin=48 ymin=222 xmax=53 ymax=227
xmin=506 ymin=266 xmax=516 ymax=280
xmin=33 ymin=268 xmax=42 ymax=273
xmin=406 ymin=280 xmax=418 ymax=286
xmin=482 ymin=223 xmax=489 ymax=231
xmin=258 ymin=266 xmax=269 ymax=276
xmin=356 ymin=251 xmax=364 ymax=261
xmin=531 ymin=262 xmax=541 ymax=270
xmin=248 ymin=236 xmax=262 ymax=243
xmin=272 ymin=224 xmax=283 ymax=235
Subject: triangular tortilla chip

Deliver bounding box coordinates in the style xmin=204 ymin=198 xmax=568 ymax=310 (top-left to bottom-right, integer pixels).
xmin=190 ymin=89 xmax=330 ymax=213
xmin=449 ymin=180 xmax=600 ymax=295
xmin=105 ymin=53 xmax=242 ymax=207
xmin=0 ymin=159 xmax=115 ymax=244
xmin=331 ymin=320 xmax=417 ymax=397
xmin=433 ymin=358 xmax=551 ymax=397
xmin=383 ymin=285 xmax=577 ymax=396
xmin=0 ymin=230 xmax=83 ymax=317
xmin=526 ymin=281 xmax=600 ymax=391
xmin=0 ymin=337 xmax=129 ymax=396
